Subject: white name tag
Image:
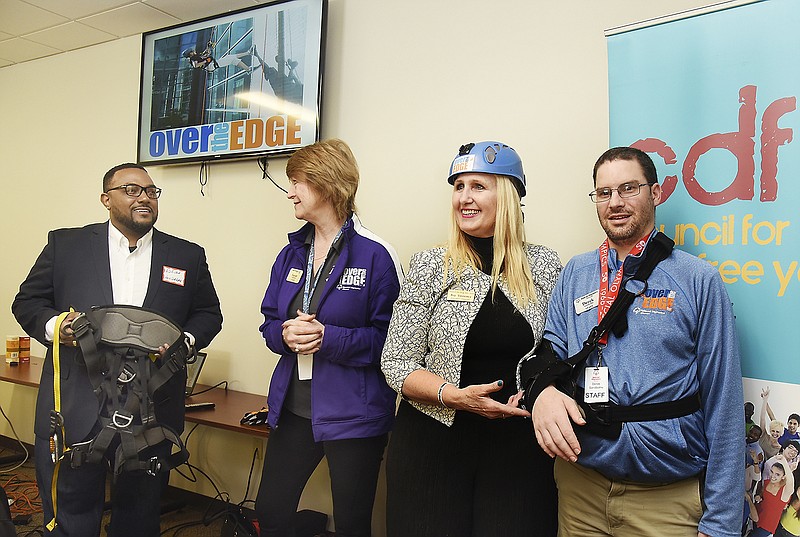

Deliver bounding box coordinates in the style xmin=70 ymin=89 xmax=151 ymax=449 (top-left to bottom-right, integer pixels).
xmin=298 ymin=353 xmax=313 ymax=380
xmin=162 ymin=266 xmax=186 ymax=286
xmin=584 ymin=366 xmax=609 ymax=403
xmin=574 ymin=289 xmax=599 ymax=315
xmin=287 ymin=268 xmax=303 ymax=284
xmin=446 ymin=289 xmax=475 ymax=302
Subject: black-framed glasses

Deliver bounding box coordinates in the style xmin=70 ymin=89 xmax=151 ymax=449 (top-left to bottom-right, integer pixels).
xmin=105 ymin=183 xmax=162 ymax=199
xmin=589 ymin=182 xmax=652 ymax=203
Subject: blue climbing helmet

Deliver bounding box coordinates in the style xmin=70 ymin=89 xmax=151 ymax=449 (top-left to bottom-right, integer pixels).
xmin=447 ymin=141 xmax=526 ymax=198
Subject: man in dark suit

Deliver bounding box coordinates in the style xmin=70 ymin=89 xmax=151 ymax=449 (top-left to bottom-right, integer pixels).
xmin=12 ymin=163 xmax=223 ymax=537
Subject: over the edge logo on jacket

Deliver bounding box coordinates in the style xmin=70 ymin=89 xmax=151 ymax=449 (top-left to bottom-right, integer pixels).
xmin=337 ymin=267 xmax=367 ymax=291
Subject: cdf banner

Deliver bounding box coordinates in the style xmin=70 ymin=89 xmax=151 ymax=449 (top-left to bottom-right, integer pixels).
xmin=607 ymin=1 xmax=800 ymax=403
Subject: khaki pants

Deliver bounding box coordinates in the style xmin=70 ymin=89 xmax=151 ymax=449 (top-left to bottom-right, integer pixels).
xmin=554 ymin=458 xmax=703 ymax=537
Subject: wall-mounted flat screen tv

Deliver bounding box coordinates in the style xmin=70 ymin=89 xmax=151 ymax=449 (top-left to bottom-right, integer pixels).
xmin=138 ymin=0 xmax=326 ymax=166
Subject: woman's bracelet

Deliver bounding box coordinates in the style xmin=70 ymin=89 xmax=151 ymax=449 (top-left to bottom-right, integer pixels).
xmin=437 ymin=381 xmax=452 ymax=409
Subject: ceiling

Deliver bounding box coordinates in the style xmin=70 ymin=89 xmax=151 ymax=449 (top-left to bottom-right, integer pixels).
xmin=0 ymin=0 xmax=269 ymax=68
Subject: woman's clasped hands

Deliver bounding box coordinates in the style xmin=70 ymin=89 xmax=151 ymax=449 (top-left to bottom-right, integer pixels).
xmin=282 ymin=309 xmax=324 ymax=354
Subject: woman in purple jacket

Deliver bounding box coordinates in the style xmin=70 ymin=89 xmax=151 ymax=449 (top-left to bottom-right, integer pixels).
xmin=255 ymin=139 xmax=402 ymax=537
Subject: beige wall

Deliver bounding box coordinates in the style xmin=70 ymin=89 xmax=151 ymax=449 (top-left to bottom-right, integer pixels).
xmin=0 ymin=0 xmax=712 ymax=534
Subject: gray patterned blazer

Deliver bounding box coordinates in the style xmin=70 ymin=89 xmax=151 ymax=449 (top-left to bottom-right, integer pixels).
xmin=381 ymin=244 xmax=562 ymax=426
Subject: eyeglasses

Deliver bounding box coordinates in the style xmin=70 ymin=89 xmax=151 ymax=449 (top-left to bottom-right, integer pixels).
xmin=105 ymin=183 xmax=162 ymax=199
xmin=589 ymin=182 xmax=652 ymax=203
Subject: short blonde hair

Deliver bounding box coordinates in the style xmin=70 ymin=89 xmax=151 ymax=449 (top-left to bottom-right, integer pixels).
xmin=286 ymin=139 xmax=359 ymax=221
xmin=444 ymin=174 xmax=536 ymax=305
xmin=770 ymin=419 xmax=785 ymax=435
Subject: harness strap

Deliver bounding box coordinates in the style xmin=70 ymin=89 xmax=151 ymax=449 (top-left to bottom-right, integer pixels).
xmin=577 ymin=389 xmax=702 ymax=424
xmin=118 ymin=428 xmax=139 ymax=474
xmin=148 ymin=343 xmax=190 ymax=394
xmin=519 ymin=232 xmax=675 ymax=410
xmin=114 ymin=425 xmax=189 ymax=475
xmin=83 ymin=421 xmax=120 ymax=466
xmin=71 ymin=317 xmax=105 ymax=392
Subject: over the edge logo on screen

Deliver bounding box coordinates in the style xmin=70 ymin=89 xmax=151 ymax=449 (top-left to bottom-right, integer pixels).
xmin=148 ymin=115 xmax=301 ymax=158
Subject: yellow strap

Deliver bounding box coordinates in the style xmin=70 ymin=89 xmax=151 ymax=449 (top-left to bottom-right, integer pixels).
xmin=52 ymin=311 xmax=71 ymax=413
xmin=48 ymin=309 xmax=74 ymax=532
xmin=46 ymin=460 xmax=62 ymax=531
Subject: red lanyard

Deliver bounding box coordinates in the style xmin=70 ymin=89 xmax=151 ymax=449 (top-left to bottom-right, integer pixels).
xmin=597 ymin=235 xmax=649 ymax=344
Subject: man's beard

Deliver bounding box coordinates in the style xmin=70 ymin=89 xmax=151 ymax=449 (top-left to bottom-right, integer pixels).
xmin=599 ymin=211 xmax=650 ymax=247
xmin=112 ymin=207 xmax=157 ymax=235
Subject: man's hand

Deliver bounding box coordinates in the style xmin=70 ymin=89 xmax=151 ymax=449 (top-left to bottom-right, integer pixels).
xmin=58 ymin=311 xmax=82 ymax=347
xmin=532 ymin=385 xmax=585 ymax=462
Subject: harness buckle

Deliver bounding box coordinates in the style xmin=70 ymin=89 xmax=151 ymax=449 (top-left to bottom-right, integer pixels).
xmin=112 ymin=410 xmax=134 ymax=429
xmin=70 ymin=313 xmax=91 ymax=339
xmin=163 ymin=355 xmax=183 ymax=375
xmin=146 ymin=456 xmax=162 ymax=476
xmin=117 ymin=365 xmax=137 ymax=384
xmin=68 ymin=440 xmax=93 ymax=468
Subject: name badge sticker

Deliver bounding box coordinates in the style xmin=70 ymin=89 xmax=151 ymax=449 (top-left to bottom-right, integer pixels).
xmin=574 ymin=289 xmax=599 ymax=315
xmin=298 ymin=354 xmax=313 ymax=380
xmin=162 ymin=266 xmax=186 ymax=286
xmin=287 ymin=268 xmax=303 ymax=284
xmin=446 ymin=289 xmax=476 ymax=302
xmin=584 ymin=366 xmax=609 ymax=403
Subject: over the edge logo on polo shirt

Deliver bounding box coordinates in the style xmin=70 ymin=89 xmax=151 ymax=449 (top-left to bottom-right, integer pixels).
xmin=633 ymin=288 xmax=676 ymax=315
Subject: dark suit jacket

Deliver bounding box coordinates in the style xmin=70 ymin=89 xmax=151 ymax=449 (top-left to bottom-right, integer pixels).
xmin=12 ymin=222 xmax=223 ymax=444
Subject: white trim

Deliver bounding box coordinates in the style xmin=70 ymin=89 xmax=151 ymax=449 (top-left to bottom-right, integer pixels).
xmin=604 ymin=0 xmax=764 ymax=37
xmin=351 ymin=214 xmax=405 ymax=283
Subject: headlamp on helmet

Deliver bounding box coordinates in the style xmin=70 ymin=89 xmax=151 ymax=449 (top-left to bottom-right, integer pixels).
xmin=447 ymin=141 xmax=526 ymax=197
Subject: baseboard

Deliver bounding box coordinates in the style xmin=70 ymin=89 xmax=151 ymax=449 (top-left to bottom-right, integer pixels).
xmin=0 ymin=434 xmax=33 ymax=452
xmin=162 ymin=483 xmax=246 ymax=513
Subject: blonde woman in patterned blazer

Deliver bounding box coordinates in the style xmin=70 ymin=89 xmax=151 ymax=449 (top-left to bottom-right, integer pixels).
xmin=381 ymin=141 xmax=562 ymax=537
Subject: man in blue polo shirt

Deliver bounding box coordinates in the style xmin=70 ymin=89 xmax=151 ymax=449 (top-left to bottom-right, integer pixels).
xmin=531 ymin=147 xmax=744 ymax=537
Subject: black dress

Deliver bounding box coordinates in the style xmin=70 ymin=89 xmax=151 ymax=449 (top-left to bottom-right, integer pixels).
xmin=385 ymin=236 xmax=558 ymax=537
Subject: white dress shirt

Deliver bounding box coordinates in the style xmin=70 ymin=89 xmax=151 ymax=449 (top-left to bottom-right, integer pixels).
xmin=108 ymin=222 xmax=153 ymax=306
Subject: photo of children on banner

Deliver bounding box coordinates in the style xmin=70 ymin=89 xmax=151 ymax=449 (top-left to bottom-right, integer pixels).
xmin=763 ymin=391 xmax=800 ymax=446
xmin=746 ymin=456 xmax=794 ymax=536
xmin=761 ymin=388 xmax=786 ymax=459
xmin=742 ymin=386 xmax=800 ymax=536
xmin=774 ymin=480 xmax=800 ymax=537
xmin=747 ymin=401 xmax=757 ymax=434
xmin=747 ymin=424 xmax=765 ymax=483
